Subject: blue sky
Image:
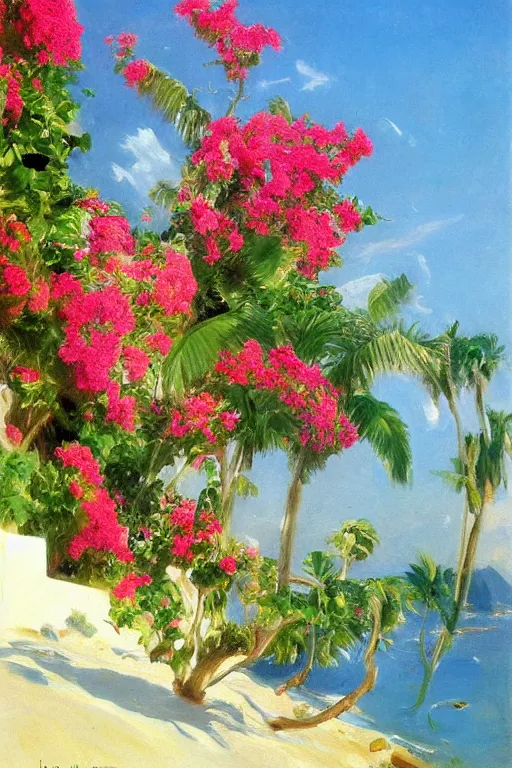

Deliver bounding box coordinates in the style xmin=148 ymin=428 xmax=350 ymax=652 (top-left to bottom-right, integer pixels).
xmin=69 ymin=0 xmax=511 ymax=579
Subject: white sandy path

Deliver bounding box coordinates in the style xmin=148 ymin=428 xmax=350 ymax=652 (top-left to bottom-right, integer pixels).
xmin=0 ymin=629 xmax=397 ymax=768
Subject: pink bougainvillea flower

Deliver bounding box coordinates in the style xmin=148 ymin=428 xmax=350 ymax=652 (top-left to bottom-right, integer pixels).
xmin=11 ymin=366 xmax=40 ymax=383
xmin=219 ymin=556 xmax=237 ymax=576
xmin=123 ymin=59 xmax=151 ymax=87
xmin=5 ymin=424 xmax=23 ymax=446
xmin=69 ymin=480 xmax=84 ymax=499
xmin=112 ymin=572 xmax=152 ymax=602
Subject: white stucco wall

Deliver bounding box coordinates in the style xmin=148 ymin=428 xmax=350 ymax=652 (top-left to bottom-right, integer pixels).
xmin=0 ymin=529 xmax=139 ymax=649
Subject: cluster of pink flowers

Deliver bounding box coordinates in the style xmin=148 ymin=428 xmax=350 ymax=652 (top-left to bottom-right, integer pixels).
xmin=188 ymin=113 xmax=371 ymax=276
xmin=11 ymin=366 xmax=40 ymax=383
xmin=112 ymin=572 xmax=152 ymax=602
xmin=146 ymin=331 xmax=173 ymax=356
xmin=168 ymin=498 xmax=223 ymax=563
xmin=105 ymin=381 xmax=137 ymax=432
xmin=5 ymin=424 xmax=23 ymax=446
xmin=122 ymin=345 xmax=151 ymax=382
xmin=190 ymin=195 xmax=243 ymax=264
xmin=216 ymin=340 xmax=359 ymax=452
xmin=105 ymin=31 xmax=138 ymax=58
xmin=54 ymin=443 xmax=104 ymax=486
xmin=218 ymin=555 xmax=237 ymax=575
xmin=122 ymin=59 xmax=151 ymax=87
xmin=117 ymin=249 xmax=197 ymax=317
xmin=55 ymin=443 xmax=133 ymax=562
xmin=28 ymin=277 xmax=50 ymax=313
xmin=87 ymin=215 xmax=135 ymax=258
xmin=175 ymin=0 xmax=281 ymax=81
xmin=0 ymin=217 xmax=32 ymax=252
xmin=74 ymin=197 xmax=111 ymax=215
xmin=10 ymin=0 xmax=84 ymax=66
xmin=165 ymin=392 xmax=240 ymax=444
xmin=58 ymin=284 xmax=135 ymax=393
xmin=0 ymin=62 xmax=23 ymax=125
xmin=0 ymin=256 xmax=31 ymax=319
xmin=151 ymin=249 xmax=198 ymax=315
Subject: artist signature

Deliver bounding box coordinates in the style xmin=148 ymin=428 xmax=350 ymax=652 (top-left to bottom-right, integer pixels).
xmin=39 ymin=762 xmax=117 ymax=768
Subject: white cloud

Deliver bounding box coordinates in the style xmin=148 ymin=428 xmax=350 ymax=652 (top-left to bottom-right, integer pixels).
xmin=422 ymin=397 xmax=440 ymax=428
xmin=111 ymin=127 xmax=176 ymax=198
xmin=257 ymin=77 xmax=291 ymax=90
xmin=380 ymin=117 xmax=416 ymax=147
xmin=417 ymin=253 xmax=431 ymax=284
xmin=383 ymin=117 xmax=403 ymax=137
xmin=296 ymin=60 xmax=330 ymax=91
xmin=413 ymin=294 xmax=433 ymax=315
xmin=337 ymin=273 xmax=386 ymax=309
xmin=354 ymin=216 xmax=464 ymax=263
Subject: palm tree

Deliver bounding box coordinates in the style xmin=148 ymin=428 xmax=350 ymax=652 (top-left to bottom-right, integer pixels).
xmin=408 ymin=326 xmax=505 ymax=706
xmin=276 ymin=277 xmax=437 ymax=590
xmin=268 ymin=577 xmax=410 ymax=731
xmin=328 ymin=519 xmax=380 ymax=580
xmin=413 ymin=408 xmax=512 ymax=706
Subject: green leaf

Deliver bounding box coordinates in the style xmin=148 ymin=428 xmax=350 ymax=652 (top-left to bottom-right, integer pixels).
xmin=162 ymin=306 xmax=273 ymax=396
xmin=346 ymin=392 xmax=411 ymax=484
xmin=234 ymin=474 xmax=258 ymax=498
xmin=268 ymin=95 xmax=294 ymax=123
xmin=367 ymin=274 xmax=414 ymax=324
xmin=137 ymin=68 xmax=211 ymax=148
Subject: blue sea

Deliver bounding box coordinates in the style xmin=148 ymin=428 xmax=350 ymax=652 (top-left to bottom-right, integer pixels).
xmin=252 ymin=612 xmax=512 ymax=768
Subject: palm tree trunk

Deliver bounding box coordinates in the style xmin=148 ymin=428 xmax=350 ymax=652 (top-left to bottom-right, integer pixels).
xmin=475 ymin=377 xmax=490 ymax=447
xmin=278 ymin=447 xmax=307 ymax=589
xmin=268 ymin=597 xmax=382 ymax=731
xmin=414 ymin=501 xmax=488 ymax=708
xmin=275 ymin=624 xmax=316 ymax=695
xmin=220 ymin=442 xmax=244 ymax=545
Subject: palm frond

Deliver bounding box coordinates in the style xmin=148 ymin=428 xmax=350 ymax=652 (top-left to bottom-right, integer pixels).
xmin=268 ymin=95 xmax=294 ymax=123
xmin=345 ymin=391 xmax=411 ymax=483
xmin=137 ymin=68 xmax=211 ymax=147
xmin=234 ymin=474 xmax=259 ymax=499
xmin=367 ymin=274 xmax=414 ymax=323
xmin=162 ymin=306 xmax=274 ymax=397
xmin=327 ymin=326 xmax=437 ymax=393
xmin=149 ymin=180 xmax=178 ymax=209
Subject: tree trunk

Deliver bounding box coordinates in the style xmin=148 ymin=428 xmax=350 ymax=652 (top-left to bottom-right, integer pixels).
xmin=275 ymin=624 xmax=316 ymax=695
xmin=268 ymin=598 xmax=382 ymax=731
xmin=220 ymin=442 xmax=244 ymax=545
xmin=205 ymin=618 xmax=302 ymax=690
xmin=174 ymin=646 xmax=241 ymax=703
xmin=414 ymin=503 xmax=488 ymax=709
xmin=278 ymin=447 xmax=307 ymax=589
xmin=475 ymin=377 xmax=490 ymax=447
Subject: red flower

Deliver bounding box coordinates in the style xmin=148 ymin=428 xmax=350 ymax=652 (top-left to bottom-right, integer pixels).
xmin=112 ymin=572 xmax=152 ymax=602
xmin=6 ymin=424 xmax=22 ymax=446
xmin=219 ymin=556 xmax=237 ymax=576
xmin=12 ymin=366 xmax=40 ymax=383
xmin=122 ymin=345 xmax=150 ymax=382
xmin=123 ymin=59 xmax=151 ymax=87
xmin=69 ymin=480 xmax=84 ymax=499
xmin=54 ymin=443 xmax=103 ymax=487
xmin=146 ymin=332 xmax=172 ymax=356
xmin=15 ymin=0 xmax=84 ymax=66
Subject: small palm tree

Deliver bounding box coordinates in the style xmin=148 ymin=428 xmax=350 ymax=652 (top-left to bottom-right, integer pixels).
xmin=328 ymin=519 xmax=380 ymax=580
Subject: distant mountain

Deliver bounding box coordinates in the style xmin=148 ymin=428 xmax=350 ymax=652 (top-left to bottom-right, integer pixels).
xmin=467 ymin=567 xmax=512 ymax=612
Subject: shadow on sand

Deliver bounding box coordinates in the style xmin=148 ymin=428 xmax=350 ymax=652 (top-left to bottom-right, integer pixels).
xmin=0 ymin=641 xmax=272 ymax=749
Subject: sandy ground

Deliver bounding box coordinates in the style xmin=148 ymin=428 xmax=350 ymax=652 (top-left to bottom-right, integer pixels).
xmin=0 ymin=628 xmax=416 ymax=768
